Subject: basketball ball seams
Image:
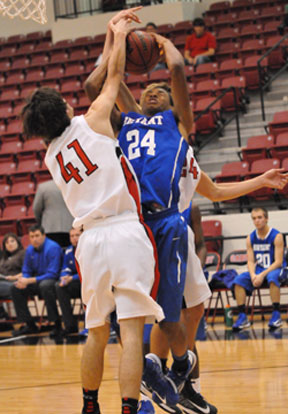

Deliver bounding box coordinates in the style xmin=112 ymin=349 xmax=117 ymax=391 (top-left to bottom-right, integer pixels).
xmin=125 ymin=30 xmax=160 ymax=74
xmin=127 ymin=32 xmax=147 ymax=70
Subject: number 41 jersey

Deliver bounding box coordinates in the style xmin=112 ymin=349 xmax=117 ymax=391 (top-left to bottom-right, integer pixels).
xmin=118 ymin=110 xmax=189 ymax=208
xmin=45 ymin=115 xmax=139 ymax=228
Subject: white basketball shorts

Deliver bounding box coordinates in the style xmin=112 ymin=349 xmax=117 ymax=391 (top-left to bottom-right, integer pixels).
xmin=75 ymin=213 xmax=165 ymax=328
xmin=183 ymin=226 xmax=212 ymax=308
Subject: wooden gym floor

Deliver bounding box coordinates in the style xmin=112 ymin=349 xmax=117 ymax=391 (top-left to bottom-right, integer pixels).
xmin=0 ymin=320 xmax=288 ymax=414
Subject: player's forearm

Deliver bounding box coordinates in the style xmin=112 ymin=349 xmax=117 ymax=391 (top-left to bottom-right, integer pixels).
xmin=102 ymin=27 xmax=113 ymax=61
xmin=261 ymin=260 xmax=283 ymax=277
xmin=84 ymin=56 xmax=109 ymax=102
xmin=107 ymin=32 xmax=126 ymax=85
xmin=247 ymin=261 xmax=256 ymax=278
xmin=117 ymin=82 xmax=141 ymax=113
xmin=198 ymin=173 xmax=267 ymax=202
xmin=163 ymin=38 xmax=185 ymax=72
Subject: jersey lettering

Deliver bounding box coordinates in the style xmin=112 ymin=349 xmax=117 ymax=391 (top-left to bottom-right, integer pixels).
xmin=181 ymin=157 xmax=198 ymax=179
xmin=127 ymin=129 xmax=156 ymax=160
xmin=256 ymin=252 xmax=271 ymax=268
xmin=56 ymin=139 xmax=98 ymax=183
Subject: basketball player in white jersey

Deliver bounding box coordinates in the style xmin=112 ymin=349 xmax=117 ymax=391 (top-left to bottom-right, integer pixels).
xmin=21 ymin=12 xmax=165 ymax=414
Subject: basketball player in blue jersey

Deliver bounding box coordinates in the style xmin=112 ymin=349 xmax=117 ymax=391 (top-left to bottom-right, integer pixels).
xmin=232 ymin=207 xmax=286 ymax=331
xmin=84 ymin=12 xmax=288 ymax=413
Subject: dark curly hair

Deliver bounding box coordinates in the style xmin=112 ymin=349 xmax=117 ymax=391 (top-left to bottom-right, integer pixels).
xmin=21 ymin=87 xmax=71 ymax=145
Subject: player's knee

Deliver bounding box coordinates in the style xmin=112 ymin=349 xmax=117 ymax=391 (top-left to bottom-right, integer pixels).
xmin=159 ymin=320 xmax=181 ymax=339
xmin=182 ymin=304 xmax=204 ymax=324
xmin=89 ymin=324 xmax=110 ymax=343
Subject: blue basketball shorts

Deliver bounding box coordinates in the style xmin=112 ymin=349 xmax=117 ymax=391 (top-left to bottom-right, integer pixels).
xmin=144 ymin=207 xmax=188 ymax=322
xmin=233 ymin=267 xmax=281 ymax=295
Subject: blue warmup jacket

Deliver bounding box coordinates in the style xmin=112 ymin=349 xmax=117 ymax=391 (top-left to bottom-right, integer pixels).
xmin=22 ymin=237 xmax=63 ymax=282
xmin=60 ymin=245 xmax=79 ymax=281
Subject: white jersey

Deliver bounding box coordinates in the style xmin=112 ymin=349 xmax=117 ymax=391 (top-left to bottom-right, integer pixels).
xmin=45 ymin=115 xmax=139 ymax=229
xmin=178 ymin=146 xmax=201 ymax=213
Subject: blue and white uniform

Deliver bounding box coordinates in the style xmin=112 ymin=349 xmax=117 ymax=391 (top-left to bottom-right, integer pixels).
xmin=233 ymin=227 xmax=286 ymax=294
xmin=118 ymin=110 xmax=198 ymax=321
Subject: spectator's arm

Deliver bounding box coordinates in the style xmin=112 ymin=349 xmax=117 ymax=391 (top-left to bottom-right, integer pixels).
xmin=197 ymin=48 xmax=215 ymax=57
xmin=72 ymin=273 xmax=80 ymax=281
xmin=60 ymin=251 xmax=72 ymax=278
xmin=184 ymin=50 xmax=193 ymax=64
xmin=35 ymin=246 xmax=62 ymax=282
xmin=22 ymin=248 xmax=34 ymax=279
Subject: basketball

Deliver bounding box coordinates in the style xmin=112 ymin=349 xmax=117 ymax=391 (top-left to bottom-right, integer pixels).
xmin=126 ymin=30 xmax=160 ymax=75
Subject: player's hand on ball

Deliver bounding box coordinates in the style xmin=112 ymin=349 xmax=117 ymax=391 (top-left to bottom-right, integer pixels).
xmin=110 ymin=17 xmax=133 ymax=36
xmin=150 ymin=32 xmax=169 ymax=47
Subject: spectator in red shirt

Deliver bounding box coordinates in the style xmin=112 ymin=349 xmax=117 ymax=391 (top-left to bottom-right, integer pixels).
xmin=184 ymin=18 xmax=216 ymax=66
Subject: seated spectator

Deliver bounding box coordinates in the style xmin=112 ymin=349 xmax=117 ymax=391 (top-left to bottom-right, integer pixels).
xmin=11 ymin=224 xmax=63 ymax=337
xmin=232 ymin=207 xmax=286 ymax=332
xmin=56 ymin=227 xmax=82 ymax=335
xmin=0 ymin=233 xmax=25 ymax=319
xmin=184 ymin=18 xmax=216 ymax=66
xmin=33 ymin=179 xmax=74 ymax=248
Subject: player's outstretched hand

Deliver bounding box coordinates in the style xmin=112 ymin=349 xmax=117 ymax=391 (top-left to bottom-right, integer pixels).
xmin=110 ymin=17 xmax=132 ymax=36
xmin=150 ymin=32 xmax=169 ymax=47
xmin=110 ymin=6 xmax=142 ymax=25
xmin=261 ymin=168 xmax=288 ymax=189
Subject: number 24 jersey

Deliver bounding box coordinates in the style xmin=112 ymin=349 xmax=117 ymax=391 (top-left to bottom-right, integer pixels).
xmin=118 ymin=109 xmax=198 ymax=209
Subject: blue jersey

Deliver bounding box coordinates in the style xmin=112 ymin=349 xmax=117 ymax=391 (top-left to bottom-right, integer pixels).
xmin=118 ymin=110 xmax=188 ymax=209
xmin=250 ymin=228 xmax=286 ymax=270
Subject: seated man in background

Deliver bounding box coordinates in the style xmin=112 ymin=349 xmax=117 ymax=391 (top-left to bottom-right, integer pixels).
xmin=184 ymin=18 xmax=216 ymax=66
xmin=56 ymin=227 xmax=82 ymax=335
xmin=232 ymin=207 xmax=286 ymax=331
xmin=11 ymin=224 xmax=63 ymax=337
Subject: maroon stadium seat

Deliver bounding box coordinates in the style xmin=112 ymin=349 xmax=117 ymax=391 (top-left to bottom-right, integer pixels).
xmin=202 ymin=220 xmax=223 ymax=254
xmin=269 ymin=133 xmax=288 ymax=161
xmin=268 ymin=111 xmax=288 ymax=136
xmin=241 ymin=134 xmax=274 ymax=163
xmin=215 ymin=161 xmax=250 ymax=183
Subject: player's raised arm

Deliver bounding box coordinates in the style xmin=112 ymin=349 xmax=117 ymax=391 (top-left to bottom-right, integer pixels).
xmin=84 ymin=7 xmax=142 ymax=102
xmin=84 ymin=18 xmax=131 ymax=136
xmin=196 ymin=169 xmax=288 ymax=201
xmin=152 ymin=33 xmax=193 ymax=140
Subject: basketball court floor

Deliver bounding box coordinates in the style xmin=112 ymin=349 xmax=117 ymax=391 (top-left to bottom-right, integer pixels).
xmin=1 ymin=319 xmax=287 ymax=414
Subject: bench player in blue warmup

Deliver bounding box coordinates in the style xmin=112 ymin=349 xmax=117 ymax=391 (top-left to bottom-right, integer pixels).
xmin=84 ymin=13 xmax=288 ymax=412
xmin=232 ymin=207 xmax=286 ymax=331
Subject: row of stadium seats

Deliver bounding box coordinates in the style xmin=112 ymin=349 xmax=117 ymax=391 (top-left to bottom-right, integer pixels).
xmin=206 ymin=0 xmax=286 ymax=16
xmin=205 ymin=5 xmax=285 ymax=29
xmin=0 ymin=33 xmax=285 ymax=78
xmin=241 ymin=133 xmax=288 ymax=163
